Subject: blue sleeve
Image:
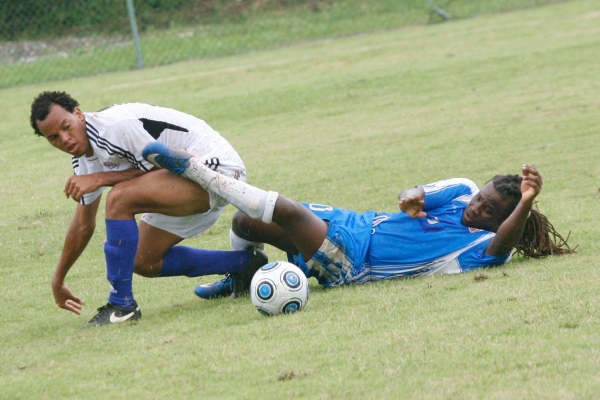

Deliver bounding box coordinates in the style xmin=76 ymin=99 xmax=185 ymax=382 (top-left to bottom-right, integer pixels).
xmin=457 ymin=239 xmax=511 ymax=272
xmin=421 ymin=178 xmax=479 ymax=211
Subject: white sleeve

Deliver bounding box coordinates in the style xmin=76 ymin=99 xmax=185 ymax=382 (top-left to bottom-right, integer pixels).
xmin=422 ymin=178 xmax=479 ymax=210
xmin=72 ymin=156 xmax=105 ymax=205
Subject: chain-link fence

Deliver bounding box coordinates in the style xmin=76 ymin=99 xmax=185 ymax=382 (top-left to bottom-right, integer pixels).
xmin=0 ymin=0 xmax=564 ymax=90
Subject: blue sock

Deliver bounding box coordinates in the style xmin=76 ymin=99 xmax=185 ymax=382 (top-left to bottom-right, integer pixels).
xmin=105 ymin=219 xmax=138 ymax=308
xmin=159 ymin=247 xmax=248 ymax=277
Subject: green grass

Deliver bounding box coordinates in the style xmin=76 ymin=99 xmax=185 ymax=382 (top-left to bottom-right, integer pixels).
xmin=1 ymin=0 xmax=599 ymax=398
xmin=1 ymin=0 xmax=564 ymax=89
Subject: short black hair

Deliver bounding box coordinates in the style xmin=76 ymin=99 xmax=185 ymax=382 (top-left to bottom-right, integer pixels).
xmin=30 ymin=91 xmax=79 ymax=136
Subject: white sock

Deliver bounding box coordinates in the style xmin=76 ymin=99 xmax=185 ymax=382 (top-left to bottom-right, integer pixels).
xmin=185 ymin=158 xmax=279 ymax=223
xmin=229 ymin=229 xmax=264 ymax=251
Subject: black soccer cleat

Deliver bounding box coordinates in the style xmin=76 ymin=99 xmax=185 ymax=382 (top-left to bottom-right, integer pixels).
xmin=87 ymin=302 xmax=142 ymax=327
xmin=231 ymin=247 xmax=268 ymax=298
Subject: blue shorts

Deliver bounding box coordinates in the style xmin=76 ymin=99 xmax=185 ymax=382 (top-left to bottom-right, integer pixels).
xmin=289 ymin=204 xmax=376 ymax=287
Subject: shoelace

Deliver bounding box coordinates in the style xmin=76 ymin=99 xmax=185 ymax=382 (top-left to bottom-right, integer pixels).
xmin=218 ymin=275 xmax=233 ymax=291
xmin=156 ymin=156 xmax=188 ymax=176
xmin=88 ymin=304 xmax=111 ymax=322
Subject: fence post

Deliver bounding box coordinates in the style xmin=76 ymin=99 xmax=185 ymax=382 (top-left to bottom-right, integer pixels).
xmin=427 ymin=1 xmax=452 ymax=20
xmin=126 ymin=0 xmax=145 ymax=68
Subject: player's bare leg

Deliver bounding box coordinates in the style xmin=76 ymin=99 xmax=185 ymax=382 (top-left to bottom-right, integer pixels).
xmin=142 ymin=142 xmax=328 ymax=261
xmin=90 ymin=169 xmax=266 ymax=325
xmin=135 ymin=221 xmax=184 ymax=277
xmin=269 ymin=197 xmax=328 ymax=261
xmin=231 ymin=211 xmax=297 ymax=254
xmin=232 ymin=203 xmax=328 ymax=263
xmin=106 ymin=169 xmax=212 ymax=219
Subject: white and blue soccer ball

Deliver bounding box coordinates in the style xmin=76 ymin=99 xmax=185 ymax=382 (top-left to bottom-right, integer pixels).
xmin=250 ymin=261 xmax=309 ymax=316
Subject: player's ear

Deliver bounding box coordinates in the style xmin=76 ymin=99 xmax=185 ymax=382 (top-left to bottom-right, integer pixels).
xmin=73 ymin=107 xmax=85 ymax=122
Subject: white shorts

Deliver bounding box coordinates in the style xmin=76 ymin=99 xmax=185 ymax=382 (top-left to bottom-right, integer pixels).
xmin=140 ymin=139 xmax=246 ymax=238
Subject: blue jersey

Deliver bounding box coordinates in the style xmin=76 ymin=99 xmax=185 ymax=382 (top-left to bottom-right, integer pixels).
xmin=367 ymin=178 xmax=509 ymax=278
xmin=295 ymin=178 xmax=510 ymax=286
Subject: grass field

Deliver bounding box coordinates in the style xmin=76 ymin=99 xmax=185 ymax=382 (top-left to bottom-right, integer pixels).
xmin=1 ymin=0 xmax=599 ymax=398
xmin=1 ymin=0 xmax=564 ymax=89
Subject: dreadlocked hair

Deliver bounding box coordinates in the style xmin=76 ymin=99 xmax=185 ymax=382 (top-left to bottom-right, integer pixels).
xmin=490 ymin=174 xmax=577 ymax=259
xmin=516 ymin=205 xmax=577 ymax=258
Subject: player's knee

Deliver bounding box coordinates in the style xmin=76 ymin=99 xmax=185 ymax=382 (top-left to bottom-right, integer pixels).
xmin=232 ymin=211 xmax=253 ymax=238
xmin=272 ymin=197 xmax=306 ymax=222
xmin=105 ymin=183 xmax=136 ymax=216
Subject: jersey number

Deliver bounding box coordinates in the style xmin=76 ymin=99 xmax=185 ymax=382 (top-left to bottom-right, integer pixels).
xmin=308 ymin=204 xmax=333 ymax=212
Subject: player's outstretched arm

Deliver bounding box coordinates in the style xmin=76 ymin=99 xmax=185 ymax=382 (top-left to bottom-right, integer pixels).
xmin=398 ymin=186 xmax=427 ymax=218
xmin=52 ymin=197 xmax=101 ymax=314
xmin=485 ymin=165 xmax=542 ymax=256
xmin=64 ymin=169 xmax=147 ymax=201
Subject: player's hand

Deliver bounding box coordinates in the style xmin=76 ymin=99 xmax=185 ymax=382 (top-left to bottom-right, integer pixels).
xmin=399 ymin=195 xmax=427 ymax=218
xmin=521 ymin=165 xmax=542 ymax=203
xmin=52 ymin=282 xmax=84 ymax=315
xmin=64 ymin=175 xmax=99 ymax=202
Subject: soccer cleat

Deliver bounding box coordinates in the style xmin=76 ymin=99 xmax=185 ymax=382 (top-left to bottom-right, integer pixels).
xmin=142 ymin=141 xmax=191 ymax=176
xmin=231 ymin=247 xmax=268 ymax=298
xmin=86 ymin=302 xmax=141 ymax=327
xmin=194 ymin=276 xmax=233 ymax=300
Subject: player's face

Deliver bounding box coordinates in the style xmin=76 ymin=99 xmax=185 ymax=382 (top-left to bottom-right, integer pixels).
xmin=461 ymin=182 xmax=513 ymax=232
xmin=36 ymin=104 xmax=91 ymax=158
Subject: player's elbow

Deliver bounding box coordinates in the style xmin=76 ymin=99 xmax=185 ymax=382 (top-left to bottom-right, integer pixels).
xmin=485 ymin=242 xmax=513 ymax=257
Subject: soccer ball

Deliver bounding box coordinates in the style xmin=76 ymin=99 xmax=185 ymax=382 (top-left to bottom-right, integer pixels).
xmin=250 ymin=261 xmax=309 ymax=316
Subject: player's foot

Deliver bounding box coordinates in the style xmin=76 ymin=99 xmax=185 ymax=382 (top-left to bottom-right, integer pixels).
xmin=194 ymin=276 xmax=233 ymax=299
xmin=87 ymin=302 xmax=141 ymax=327
xmin=231 ymin=247 xmax=268 ymax=298
xmin=142 ymin=141 xmax=191 ymax=176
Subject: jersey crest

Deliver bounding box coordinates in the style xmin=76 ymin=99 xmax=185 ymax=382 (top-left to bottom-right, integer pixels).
xmin=418 ymin=217 xmax=445 ymax=233
xmin=103 ymin=162 xmax=119 ymax=170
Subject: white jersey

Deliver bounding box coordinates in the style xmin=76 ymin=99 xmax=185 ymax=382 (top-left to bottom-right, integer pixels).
xmin=72 ymin=103 xmax=243 ymax=206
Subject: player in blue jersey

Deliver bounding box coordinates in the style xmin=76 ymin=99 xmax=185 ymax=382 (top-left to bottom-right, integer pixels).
xmin=30 ymin=91 xmax=267 ymax=326
xmin=142 ymin=142 xmax=576 ymax=292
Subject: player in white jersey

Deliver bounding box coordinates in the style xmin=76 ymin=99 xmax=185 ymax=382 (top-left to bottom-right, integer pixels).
xmin=142 ymin=142 xmax=576 ymax=293
xmin=30 ymin=91 xmax=268 ymax=327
